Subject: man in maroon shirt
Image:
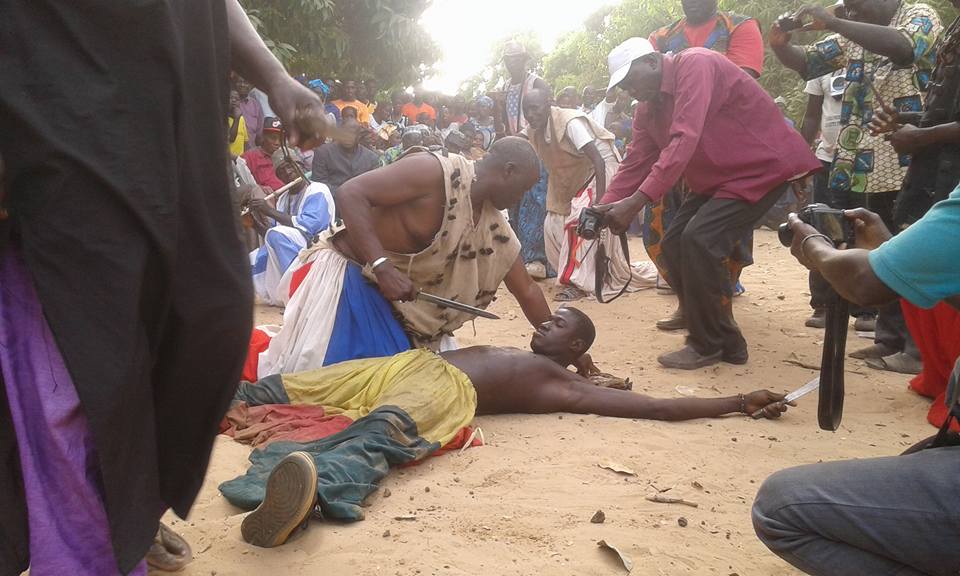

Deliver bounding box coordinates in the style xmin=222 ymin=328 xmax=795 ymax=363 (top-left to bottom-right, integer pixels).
xmin=595 ymin=38 xmax=820 ymax=369
xmin=242 ymin=116 xmax=285 ymax=192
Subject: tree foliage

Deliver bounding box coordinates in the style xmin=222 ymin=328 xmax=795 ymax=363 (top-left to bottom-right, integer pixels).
xmin=243 ymin=0 xmax=440 ymax=91
xmin=474 ymin=0 xmax=958 ymax=122
xmin=458 ymin=31 xmax=547 ymax=96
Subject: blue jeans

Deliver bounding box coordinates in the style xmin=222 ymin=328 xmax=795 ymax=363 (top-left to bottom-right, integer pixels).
xmin=752 ymin=446 xmax=960 ymax=575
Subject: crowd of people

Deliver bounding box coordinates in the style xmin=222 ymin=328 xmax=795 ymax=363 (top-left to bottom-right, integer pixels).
xmin=3 ymin=0 xmax=960 ymax=575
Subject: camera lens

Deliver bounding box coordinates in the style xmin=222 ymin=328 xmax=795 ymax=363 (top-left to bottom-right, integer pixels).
xmin=778 ymin=222 xmax=794 ymax=247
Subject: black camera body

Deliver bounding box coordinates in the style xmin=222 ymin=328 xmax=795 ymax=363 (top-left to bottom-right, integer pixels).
xmin=778 ymin=203 xmax=854 ymax=247
xmin=577 ymin=206 xmax=605 ymax=240
xmin=777 ymin=15 xmax=805 ymax=32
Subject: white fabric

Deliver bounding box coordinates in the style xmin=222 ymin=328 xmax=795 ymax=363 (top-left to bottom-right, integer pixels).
xmin=252 ymin=227 xmax=308 ymax=306
xmin=565 ymin=117 xmax=595 ymax=150
xmin=250 ymin=88 xmax=275 ymax=117
xmin=805 ymin=71 xmax=845 ymax=163
xmin=588 ymin=99 xmax=615 ymax=129
xmin=256 ymin=246 xmax=347 ymax=378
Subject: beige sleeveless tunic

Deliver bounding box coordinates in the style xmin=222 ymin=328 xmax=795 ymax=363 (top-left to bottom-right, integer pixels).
xmin=366 ymin=152 xmax=521 ymax=348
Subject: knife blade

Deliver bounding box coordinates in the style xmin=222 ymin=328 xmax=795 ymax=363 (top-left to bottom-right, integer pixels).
xmin=417 ymin=291 xmax=500 ymax=320
xmin=752 ymin=376 xmax=820 ymax=419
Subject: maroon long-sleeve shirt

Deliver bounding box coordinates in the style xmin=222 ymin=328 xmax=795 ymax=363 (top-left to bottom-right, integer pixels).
xmin=606 ymin=48 xmax=820 ymax=205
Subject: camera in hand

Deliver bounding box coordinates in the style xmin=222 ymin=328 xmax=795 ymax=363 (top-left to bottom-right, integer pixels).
xmin=577 ymin=206 xmax=606 ymax=240
xmin=777 ymin=15 xmax=805 ymax=32
xmin=778 ymin=203 xmax=855 ymax=247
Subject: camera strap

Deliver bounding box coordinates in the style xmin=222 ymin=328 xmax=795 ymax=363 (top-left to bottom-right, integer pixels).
xmin=818 ymin=291 xmax=848 ymax=431
xmin=593 ymin=231 xmax=633 ymax=304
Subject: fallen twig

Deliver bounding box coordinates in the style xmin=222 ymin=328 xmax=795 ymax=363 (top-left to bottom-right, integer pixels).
xmin=645 ymin=494 xmax=699 ymax=508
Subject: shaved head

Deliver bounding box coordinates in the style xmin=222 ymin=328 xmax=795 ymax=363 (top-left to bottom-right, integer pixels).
xmin=474 ymin=136 xmax=540 ymax=210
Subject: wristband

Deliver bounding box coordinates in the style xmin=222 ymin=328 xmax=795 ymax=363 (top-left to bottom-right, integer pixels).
xmin=371 ymin=256 xmax=390 ymax=271
xmin=800 ymin=233 xmax=833 ymax=260
xmin=738 ymin=393 xmax=747 ymax=415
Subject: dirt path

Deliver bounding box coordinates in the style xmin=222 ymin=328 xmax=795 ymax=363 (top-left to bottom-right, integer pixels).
xmin=162 ymin=229 xmax=932 ymax=575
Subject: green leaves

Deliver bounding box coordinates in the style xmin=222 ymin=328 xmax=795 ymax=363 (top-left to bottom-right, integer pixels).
xmin=242 ymin=0 xmax=438 ymax=90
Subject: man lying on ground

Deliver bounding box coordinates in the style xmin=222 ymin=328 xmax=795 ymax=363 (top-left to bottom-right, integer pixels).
xmin=254 ymin=137 xmax=563 ymax=378
xmin=220 ymin=307 xmax=789 ymax=548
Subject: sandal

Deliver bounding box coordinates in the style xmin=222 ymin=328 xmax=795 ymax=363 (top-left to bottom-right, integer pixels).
xmin=553 ymin=285 xmax=586 ymax=302
xmin=146 ymin=523 xmax=193 ymax=572
xmin=865 ymin=352 xmax=922 ymax=375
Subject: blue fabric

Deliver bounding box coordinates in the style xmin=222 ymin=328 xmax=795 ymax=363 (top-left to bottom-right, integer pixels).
xmin=509 ymin=162 xmax=553 ymax=274
xmin=869 ymin=186 xmax=960 ymax=309
xmin=293 ymin=192 xmax=330 ymax=238
xmin=252 ymin=246 xmax=268 ymax=275
xmin=324 ymin=263 xmax=411 ymax=365
xmin=325 ymin=103 xmax=341 ymax=122
xmin=263 ymin=229 xmax=304 ymax=277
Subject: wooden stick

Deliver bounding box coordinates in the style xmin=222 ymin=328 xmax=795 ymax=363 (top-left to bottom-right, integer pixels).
xmin=240 ymin=176 xmax=305 ymax=215
xmin=645 ymin=494 xmax=699 ymax=508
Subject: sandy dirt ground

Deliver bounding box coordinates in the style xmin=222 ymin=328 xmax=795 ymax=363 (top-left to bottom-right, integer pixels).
xmin=161 ymin=229 xmax=934 ymax=575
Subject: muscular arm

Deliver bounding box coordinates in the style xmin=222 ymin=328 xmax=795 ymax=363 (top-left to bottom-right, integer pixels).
xmin=802 ymin=241 xmax=898 ymax=307
xmin=335 ymin=153 xmax=441 ymax=265
xmin=771 ymin=42 xmax=809 ymax=77
xmin=503 ymin=255 xmax=551 ymax=328
xmin=828 ymin=18 xmax=914 ymax=66
xmin=907 ymin=122 xmax=960 ymax=148
xmin=582 ymin=142 xmax=607 ymax=202
xmin=225 ymin=0 xmax=287 ymax=93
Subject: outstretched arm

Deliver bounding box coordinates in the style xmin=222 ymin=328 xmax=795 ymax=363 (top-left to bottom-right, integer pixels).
xmin=503 ymin=255 xmax=551 ymax=327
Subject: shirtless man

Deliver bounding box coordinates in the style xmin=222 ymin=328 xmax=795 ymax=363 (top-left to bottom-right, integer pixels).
xmin=254 ymin=137 xmax=566 ymax=378
xmin=223 ymin=307 xmax=789 ymax=547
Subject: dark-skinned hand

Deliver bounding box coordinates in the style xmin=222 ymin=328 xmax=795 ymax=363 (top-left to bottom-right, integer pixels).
xmin=844 ymin=207 xmax=893 ymax=250
xmin=574 ymin=353 xmax=600 ymax=377
xmin=787 ymin=212 xmax=831 ymax=270
xmin=373 ymin=263 xmax=418 ymax=302
xmin=887 ymin=124 xmax=925 ymax=155
xmin=796 ymin=5 xmax=839 ymax=31
xmin=268 ymin=77 xmax=332 ymax=150
xmin=869 ymin=103 xmax=901 ymax=135
xmin=589 ymin=195 xmax=643 ymax=236
xmin=744 ymin=390 xmax=794 ymax=419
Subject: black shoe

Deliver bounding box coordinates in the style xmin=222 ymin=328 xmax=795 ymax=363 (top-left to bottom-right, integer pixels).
xmin=241 ymin=451 xmax=318 ymax=548
xmin=805 ymin=309 xmax=826 ymax=329
xmin=657 ymin=346 xmax=723 ymax=370
xmin=656 ymin=309 xmax=687 ymax=331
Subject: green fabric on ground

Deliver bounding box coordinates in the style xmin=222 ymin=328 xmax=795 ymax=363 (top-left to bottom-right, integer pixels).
xmin=219 ymin=406 xmax=436 ymax=521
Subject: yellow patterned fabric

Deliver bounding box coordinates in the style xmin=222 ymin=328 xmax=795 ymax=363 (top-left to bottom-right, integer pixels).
xmin=280 ymin=349 xmax=477 ymax=446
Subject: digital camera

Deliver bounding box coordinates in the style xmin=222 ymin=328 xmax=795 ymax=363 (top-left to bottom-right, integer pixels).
xmin=778 ymin=203 xmax=855 ymax=247
xmin=576 ymin=206 xmax=606 ymax=240
xmin=777 ymin=15 xmax=805 ymax=32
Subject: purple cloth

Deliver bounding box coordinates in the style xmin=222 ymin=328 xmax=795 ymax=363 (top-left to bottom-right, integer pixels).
xmin=0 ymin=250 xmax=146 ymax=576
xmin=239 ymin=96 xmax=264 ymax=149
xmin=606 ymin=48 xmax=821 ymax=205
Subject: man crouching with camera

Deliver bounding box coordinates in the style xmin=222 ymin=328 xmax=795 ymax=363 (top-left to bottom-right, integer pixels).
xmin=753 ymin=193 xmax=960 ymax=575
xmin=592 ymin=38 xmax=820 ymax=369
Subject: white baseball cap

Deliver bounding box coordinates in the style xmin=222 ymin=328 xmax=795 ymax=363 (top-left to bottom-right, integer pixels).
xmin=607 ymin=37 xmax=656 ymax=90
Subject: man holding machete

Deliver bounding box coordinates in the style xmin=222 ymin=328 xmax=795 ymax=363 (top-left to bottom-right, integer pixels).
xmin=253 ymin=138 xmax=599 ymax=379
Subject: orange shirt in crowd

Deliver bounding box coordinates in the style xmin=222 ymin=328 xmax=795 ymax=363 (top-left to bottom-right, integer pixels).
xmin=401 ymin=102 xmax=437 ymax=124
xmin=331 ymin=99 xmax=372 ymax=124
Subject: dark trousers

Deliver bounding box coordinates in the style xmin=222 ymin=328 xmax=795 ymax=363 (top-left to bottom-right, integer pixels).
xmin=661 ymin=184 xmax=787 ymax=356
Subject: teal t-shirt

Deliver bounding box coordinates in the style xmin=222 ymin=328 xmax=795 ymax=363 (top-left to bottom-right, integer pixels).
xmin=869 ymin=185 xmax=960 ymax=309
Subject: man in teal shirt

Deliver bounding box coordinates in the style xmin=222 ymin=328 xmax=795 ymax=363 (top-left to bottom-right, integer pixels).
xmin=752 ymin=188 xmax=960 ymax=575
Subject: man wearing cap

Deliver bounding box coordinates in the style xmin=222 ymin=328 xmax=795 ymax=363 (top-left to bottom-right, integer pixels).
xmin=645 ymin=0 xmax=766 ymax=331
xmin=243 ymin=117 xmax=286 ymax=191
xmin=595 ymin=39 xmax=820 ymax=369
xmin=770 ymin=1 xmax=942 ymax=374
xmin=499 ymin=40 xmax=553 ymax=279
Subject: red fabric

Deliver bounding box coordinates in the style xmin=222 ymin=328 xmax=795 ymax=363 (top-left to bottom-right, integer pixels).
xmin=221 ymin=403 xmax=353 ymax=448
xmin=221 ymin=400 xmax=481 ymax=458
xmin=288 ymin=260 xmax=314 ymax=298
xmin=721 ymin=19 xmax=764 ymax=76
xmin=903 ymin=300 xmax=960 ymax=432
xmin=242 ymin=328 xmax=272 ymax=382
xmin=241 ymin=148 xmax=283 ymax=190
xmin=606 ymin=49 xmax=820 ymax=205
